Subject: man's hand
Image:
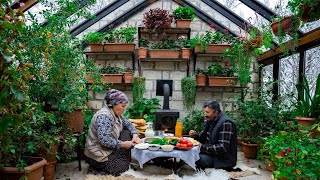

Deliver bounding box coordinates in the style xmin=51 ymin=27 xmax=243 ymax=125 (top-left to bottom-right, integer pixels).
xmin=189 ymin=130 xmax=197 ymax=138
xmin=121 ymin=141 xmax=134 ymax=149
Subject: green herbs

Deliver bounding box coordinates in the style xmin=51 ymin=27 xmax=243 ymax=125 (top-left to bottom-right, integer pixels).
xmin=150 ymin=137 xmax=169 ymax=145
xmin=172 ymin=6 xmax=195 ymax=20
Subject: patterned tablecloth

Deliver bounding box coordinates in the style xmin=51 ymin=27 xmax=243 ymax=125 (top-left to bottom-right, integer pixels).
xmin=131 ymin=146 xmax=200 ymax=170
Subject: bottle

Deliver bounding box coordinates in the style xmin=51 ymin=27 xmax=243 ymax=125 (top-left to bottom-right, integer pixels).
xmin=145 ymin=122 xmax=155 ymax=137
xmin=175 ymin=118 xmax=183 ymax=137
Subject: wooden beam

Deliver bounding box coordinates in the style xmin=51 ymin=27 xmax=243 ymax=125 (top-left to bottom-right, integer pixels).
xmin=259 ymin=27 xmax=320 ymax=62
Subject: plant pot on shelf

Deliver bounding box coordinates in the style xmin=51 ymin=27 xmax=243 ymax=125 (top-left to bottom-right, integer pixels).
xmin=149 ymin=49 xmax=180 ymax=58
xmin=138 ymin=47 xmax=148 ymax=58
xmin=63 ymin=109 xmax=84 ymax=133
xmin=87 ymin=43 xmax=103 ymax=52
xmin=249 ymin=36 xmax=263 ymax=48
xmin=102 ymin=74 xmax=123 ymax=84
xmin=123 ymin=72 xmax=134 ymax=83
xmin=241 ymin=142 xmax=260 ymax=159
xmin=194 ymin=44 xmax=231 ymax=53
xmin=0 ymin=157 xmax=47 ymax=180
xmin=208 ymin=77 xmax=237 ymax=86
xmin=181 ymin=48 xmax=191 ymax=59
xmin=104 ymin=43 xmax=135 ymax=52
xmin=176 ymin=19 xmax=192 ymax=28
xmin=271 ymin=16 xmax=300 ymax=36
xmin=196 ymin=74 xmax=206 ymax=86
xmin=300 ymin=3 xmax=320 ymax=22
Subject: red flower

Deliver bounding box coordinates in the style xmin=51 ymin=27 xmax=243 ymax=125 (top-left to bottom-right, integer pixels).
xmin=223 ymin=29 xmax=228 ymax=34
xmin=19 ymin=2 xmax=25 ymax=7
xmin=210 ymin=24 xmax=215 ymax=28
xmin=225 ymin=61 xmax=231 ymax=67
xmin=279 ymin=149 xmax=286 ymax=156
xmin=287 ymin=121 xmax=292 ymax=125
xmin=286 ymin=148 xmax=292 ymax=153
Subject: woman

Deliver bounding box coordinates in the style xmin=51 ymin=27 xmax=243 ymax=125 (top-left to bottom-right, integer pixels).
xmin=84 ymin=89 xmax=141 ymax=176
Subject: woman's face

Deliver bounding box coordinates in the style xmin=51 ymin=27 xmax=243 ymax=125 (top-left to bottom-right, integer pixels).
xmin=113 ymin=103 xmax=128 ymax=116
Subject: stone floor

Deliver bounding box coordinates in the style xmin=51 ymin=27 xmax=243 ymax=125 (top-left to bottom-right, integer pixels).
xmin=54 ymin=149 xmax=273 ymax=180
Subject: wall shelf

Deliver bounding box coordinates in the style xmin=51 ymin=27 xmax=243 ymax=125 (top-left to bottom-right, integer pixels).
xmin=138 ymin=58 xmax=190 ymax=76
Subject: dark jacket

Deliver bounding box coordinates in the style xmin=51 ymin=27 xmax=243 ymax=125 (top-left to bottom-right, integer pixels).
xmin=196 ymin=112 xmax=237 ymax=168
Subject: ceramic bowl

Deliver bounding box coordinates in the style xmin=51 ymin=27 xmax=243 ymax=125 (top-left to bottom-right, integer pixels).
xmin=148 ymin=144 xmax=160 ymax=151
xmin=161 ymin=145 xmax=174 ymax=152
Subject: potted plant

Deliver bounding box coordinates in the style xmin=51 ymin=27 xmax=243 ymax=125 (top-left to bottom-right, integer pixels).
xmin=178 ymin=35 xmax=191 ymax=59
xmin=149 ymin=39 xmax=180 ymax=58
xmin=172 ymin=6 xmax=195 ymax=28
xmin=259 ymin=130 xmax=320 ymax=179
xmin=206 ymin=62 xmax=237 ymax=86
xmin=123 ymin=66 xmax=134 ymax=84
xmin=181 ymin=77 xmax=196 ymax=111
xmin=287 ymin=0 xmax=320 ymax=22
xmin=138 ymin=38 xmax=149 ymax=59
xmin=182 ymin=110 xmax=205 ymax=135
xmin=195 ymin=68 xmax=207 ymax=86
xmin=271 ymin=15 xmax=300 ymax=36
xmin=103 ymin=26 xmax=137 ymax=52
xmin=98 ymin=65 xmax=124 ymax=84
xmin=143 ymin=8 xmax=173 ymax=31
xmin=294 ymin=74 xmax=320 ymax=136
xmin=194 ymin=27 xmax=232 ymax=53
xmin=83 ymin=31 xmax=105 ymax=51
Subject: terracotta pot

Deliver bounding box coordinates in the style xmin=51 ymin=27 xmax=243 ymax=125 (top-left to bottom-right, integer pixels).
xmin=181 ymin=48 xmax=191 ymax=59
xmin=271 ymin=16 xmax=300 ymax=36
xmin=43 ymin=161 xmax=57 ymax=180
xmin=138 ymin=47 xmax=148 ymax=58
xmin=250 ymin=36 xmax=263 ymax=48
xmin=104 ymin=43 xmax=135 ymax=52
xmin=208 ymin=76 xmax=238 ymax=86
xmin=176 ymin=19 xmax=192 ymax=28
xmin=296 ymin=117 xmax=318 ymax=138
xmin=0 ymin=157 xmax=47 ymax=180
xmin=64 ymin=109 xmax=84 ymax=133
xmin=123 ymin=72 xmax=134 ymax=83
xmin=149 ymin=49 xmax=180 ymax=58
xmin=101 ymin=74 xmax=123 ymax=83
xmin=241 ymin=142 xmax=260 ymax=159
xmin=87 ymin=43 xmax=103 ymax=52
xmin=196 ymin=74 xmax=206 ymax=86
xmin=194 ymin=44 xmax=231 ymax=53
xmin=300 ymin=3 xmax=320 ymax=22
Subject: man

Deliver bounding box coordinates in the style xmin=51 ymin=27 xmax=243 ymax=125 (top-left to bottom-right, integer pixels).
xmin=189 ymin=100 xmax=237 ymax=169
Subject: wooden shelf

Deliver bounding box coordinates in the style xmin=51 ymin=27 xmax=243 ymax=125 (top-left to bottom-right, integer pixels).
xmin=84 ymin=51 xmax=135 ymax=55
xmin=139 ymin=58 xmax=189 ymax=62
xmin=196 ymin=85 xmax=242 ymax=88
xmin=138 ymin=27 xmax=191 ymax=34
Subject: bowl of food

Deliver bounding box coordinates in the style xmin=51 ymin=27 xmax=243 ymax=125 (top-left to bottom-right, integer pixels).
xmin=135 ymin=143 xmax=149 ymax=150
xmin=161 ymin=145 xmax=174 ymax=152
xmin=148 ymin=144 xmax=160 ymax=151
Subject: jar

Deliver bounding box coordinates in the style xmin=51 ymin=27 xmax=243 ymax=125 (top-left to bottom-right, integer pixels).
xmin=145 ymin=122 xmax=155 ymax=137
xmin=175 ymin=118 xmax=183 ymax=137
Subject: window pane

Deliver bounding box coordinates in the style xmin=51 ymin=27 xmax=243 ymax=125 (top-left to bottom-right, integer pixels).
xmin=305 ymin=46 xmax=320 ymax=97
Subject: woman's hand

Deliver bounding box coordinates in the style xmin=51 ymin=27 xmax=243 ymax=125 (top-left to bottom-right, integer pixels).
xmin=132 ymin=134 xmax=142 ymax=144
xmin=121 ymin=141 xmax=135 ymax=149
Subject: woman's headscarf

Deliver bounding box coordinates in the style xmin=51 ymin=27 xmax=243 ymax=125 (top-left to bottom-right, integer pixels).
xmin=105 ymin=89 xmax=129 ymax=107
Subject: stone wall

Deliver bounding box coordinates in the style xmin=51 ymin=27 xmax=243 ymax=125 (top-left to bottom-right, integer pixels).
xmin=80 ymin=0 xmax=259 ymax=118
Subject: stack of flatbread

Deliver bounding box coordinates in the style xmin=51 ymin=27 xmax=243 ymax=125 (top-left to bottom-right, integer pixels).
xmin=129 ymin=119 xmax=147 ymax=136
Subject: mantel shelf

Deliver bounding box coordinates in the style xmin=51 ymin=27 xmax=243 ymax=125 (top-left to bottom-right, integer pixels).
xmin=138 ymin=27 xmax=191 ymax=34
xmin=139 ymin=58 xmax=189 ymax=62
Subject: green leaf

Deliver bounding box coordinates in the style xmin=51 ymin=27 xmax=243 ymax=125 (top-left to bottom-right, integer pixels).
xmin=9 ymin=146 xmax=16 ymax=154
xmin=2 ymin=22 xmax=14 ymax=30
xmin=10 ymin=86 xmax=24 ymax=101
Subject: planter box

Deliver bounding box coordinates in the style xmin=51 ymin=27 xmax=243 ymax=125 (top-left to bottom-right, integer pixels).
xmin=0 ymin=157 xmax=47 ymax=180
xmin=176 ymin=19 xmax=191 ymax=28
xmin=87 ymin=43 xmax=103 ymax=52
xmin=208 ymin=77 xmax=237 ymax=86
xmin=138 ymin=47 xmax=148 ymax=58
xmin=149 ymin=49 xmax=180 ymax=58
xmin=123 ymin=72 xmax=134 ymax=83
xmin=104 ymin=43 xmax=135 ymax=52
xmin=194 ymin=44 xmax=231 ymax=53
xmin=102 ymin=74 xmax=123 ymax=84
xmin=196 ymin=74 xmax=206 ymax=86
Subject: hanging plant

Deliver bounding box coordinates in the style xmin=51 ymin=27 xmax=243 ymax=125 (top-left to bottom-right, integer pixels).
xmin=181 ymin=77 xmax=196 ymax=111
xmin=133 ymin=76 xmax=146 ymax=102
